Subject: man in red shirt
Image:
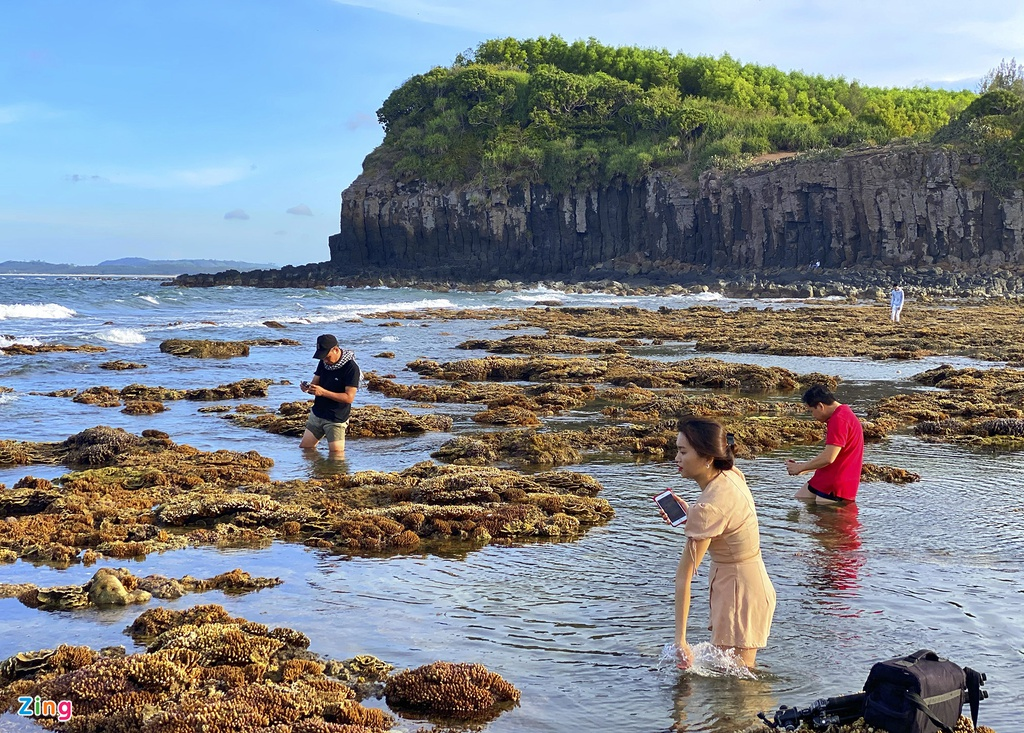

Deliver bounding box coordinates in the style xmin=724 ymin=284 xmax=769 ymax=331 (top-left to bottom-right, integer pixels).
xmin=786 ymin=385 xmax=864 ymax=504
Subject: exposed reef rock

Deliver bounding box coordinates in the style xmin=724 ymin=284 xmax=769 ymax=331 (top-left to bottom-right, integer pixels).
xmin=37 ymin=379 xmax=274 ymax=409
xmin=224 ymin=401 xmax=453 ymax=438
xmin=870 ymin=364 xmax=1024 ymax=448
xmin=407 ymin=354 xmax=834 ymax=393
xmin=365 ymin=301 xmax=1024 ymax=363
xmin=0 ymin=605 xmax=400 ymax=732
xmin=459 ymin=335 xmax=627 ymax=354
xmin=0 ymin=343 xmax=107 ymax=356
xmin=0 ymin=428 xmax=613 ymax=563
xmin=327 ymin=146 xmax=1024 ymax=282
xmin=159 ymin=339 xmax=250 ymax=358
xmin=2 ymin=568 xmax=282 ymax=611
xmin=384 ymin=661 xmax=520 ymax=721
xmin=99 ymin=359 xmax=147 ymax=370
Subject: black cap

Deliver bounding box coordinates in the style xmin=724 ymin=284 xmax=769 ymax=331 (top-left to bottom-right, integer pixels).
xmin=313 ymin=334 xmax=338 ymax=360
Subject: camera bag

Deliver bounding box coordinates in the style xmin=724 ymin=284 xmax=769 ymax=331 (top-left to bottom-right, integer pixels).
xmin=862 ymin=649 xmax=985 ymax=733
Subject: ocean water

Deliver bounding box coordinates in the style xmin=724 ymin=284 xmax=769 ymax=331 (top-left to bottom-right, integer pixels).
xmin=0 ymin=275 xmax=1021 ymax=732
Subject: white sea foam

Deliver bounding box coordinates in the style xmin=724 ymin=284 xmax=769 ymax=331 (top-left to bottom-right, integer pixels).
xmin=691 ymin=291 xmax=724 ymax=301
xmin=137 ymin=295 xmax=160 ymax=305
xmin=0 ymin=335 xmax=43 ymax=348
xmin=0 ymin=303 xmax=77 ymax=320
xmin=93 ymin=328 xmax=146 ymax=344
xmin=658 ymin=643 xmax=757 ymax=679
xmin=380 ymin=336 xmax=400 ymax=343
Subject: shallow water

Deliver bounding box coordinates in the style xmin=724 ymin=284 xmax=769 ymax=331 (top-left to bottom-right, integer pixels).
xmin=1 ymin=276 xmax=1021 ymax=731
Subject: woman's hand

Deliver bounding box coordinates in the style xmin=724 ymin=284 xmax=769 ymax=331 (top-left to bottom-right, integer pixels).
xmin=656 ymin=493 xmax=689 ymax=525
xmin=785 ymin=459 xmax=804 ymax=476
xmin=675 ymin=640 xmax=694 ymax=670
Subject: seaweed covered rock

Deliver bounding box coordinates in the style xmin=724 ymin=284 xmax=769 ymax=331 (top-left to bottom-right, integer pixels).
xmin=860 ymin=463 xmax=921 ymax=484
xmin=458 ymin=334 xmax=626 ymax=355
xmin=226 ymin=402 xmax=453 ymax=439
xmin=122 ymin=400 xmax=167 ymax=415
xmin=366 ymin=373 xmax=595 ymax=413
xmin=384 ymin=661 xmax=519 ymax=720
xmin=869 ymin=365 xmax=1024 ymax=448
xmin=0 ymin=343 xmax=106 ymax=356
xmin=159 ymin=339 xmax=250 ymax=358
xmin=99 ymin=359 xmax=147 ymax=370
xmin=73 ymin=386 xmax=122 ymax=408
xmin=471 ymin=405 xmax=542 ymax=426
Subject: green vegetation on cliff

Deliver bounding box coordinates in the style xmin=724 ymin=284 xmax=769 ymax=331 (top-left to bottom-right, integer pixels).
xmin=935 ymin=60 xmax=1024 ymax=193
xmin=367 ymin=36 xmax=979 ymax=190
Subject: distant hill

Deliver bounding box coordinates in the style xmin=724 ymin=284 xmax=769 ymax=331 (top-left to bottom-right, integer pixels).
xmin=0 ymin=258 xmax=276 ymax=275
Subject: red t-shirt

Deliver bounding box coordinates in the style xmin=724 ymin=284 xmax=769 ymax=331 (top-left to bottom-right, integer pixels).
xmin=810 ymin=404 xmax=864 ymax=501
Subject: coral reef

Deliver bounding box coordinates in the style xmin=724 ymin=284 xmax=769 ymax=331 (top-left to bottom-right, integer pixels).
xmin=869 ymin=365 xmax=1024 ymax=449
xmin=0 ymin=605 xmax=396 ymax=733
xmin=2 ymin=568 xmax=281 ymax=610
xmin=366 ymin=373 xmax=594 ymax=414
xmin=0 ymin=428 xmax=612 ymax=562
xmin=860 ymin=463 xmax=921 ymax=484
xmin=458 ymin=334 xmax=627 ymax=354
xmin=364 ymin=301 xmax=1024 ymax=363
xmin=225 ymin=402 xmax=453 ymax=439
xmin=384 ymin=661 xmax=520 ymax=720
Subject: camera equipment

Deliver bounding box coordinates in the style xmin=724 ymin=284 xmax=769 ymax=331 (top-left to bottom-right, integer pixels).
xmin=758 ymin=692 xmax=866 ymax=731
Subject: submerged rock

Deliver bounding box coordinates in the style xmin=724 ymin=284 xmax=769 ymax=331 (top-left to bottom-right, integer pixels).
xmin=98 ymin=359 xmax=147 ymax=370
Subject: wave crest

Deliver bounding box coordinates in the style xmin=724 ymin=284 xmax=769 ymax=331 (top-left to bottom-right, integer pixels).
xmin=93 ymin=328 xmax=146 ymax=344
xmin=0 ymin=303 xmax=77 ymax=320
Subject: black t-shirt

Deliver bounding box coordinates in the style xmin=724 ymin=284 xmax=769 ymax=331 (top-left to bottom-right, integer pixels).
xmin=312 ymin=355 xmax=360 ymax=423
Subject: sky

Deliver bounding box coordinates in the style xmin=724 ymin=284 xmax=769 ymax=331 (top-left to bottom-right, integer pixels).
xmin=1 ymin=1 xmax=1021 ymax=267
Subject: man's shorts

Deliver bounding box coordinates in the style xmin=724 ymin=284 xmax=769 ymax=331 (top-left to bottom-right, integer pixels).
xmin=305 ymin=414 xmax=349 ymax=447
xmin=807 ymin=482 xmax=846 ymax=503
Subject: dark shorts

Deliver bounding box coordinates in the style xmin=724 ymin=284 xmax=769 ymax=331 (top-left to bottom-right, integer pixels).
xmin=807 ymin=482 xmax=846 ymax=503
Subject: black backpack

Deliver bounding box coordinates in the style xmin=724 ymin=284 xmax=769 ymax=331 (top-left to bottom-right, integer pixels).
xmin=863 ymin=649 xmax=987 ymax=733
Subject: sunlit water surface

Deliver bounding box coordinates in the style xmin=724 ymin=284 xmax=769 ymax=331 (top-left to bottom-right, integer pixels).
xmin=0 ymin=276 xmax=1021 ymax=731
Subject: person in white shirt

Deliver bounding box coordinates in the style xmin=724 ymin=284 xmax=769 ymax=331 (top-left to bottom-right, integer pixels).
xmin=889 ymin=285 xmax=904 ymax=323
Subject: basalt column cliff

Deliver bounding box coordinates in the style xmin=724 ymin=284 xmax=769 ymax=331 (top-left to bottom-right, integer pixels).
xmin=329 ymin=146 xmax=1024 ymax=280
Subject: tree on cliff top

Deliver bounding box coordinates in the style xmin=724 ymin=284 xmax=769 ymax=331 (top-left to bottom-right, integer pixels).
xmin=368 ymin=36 xmax=975 ymax=191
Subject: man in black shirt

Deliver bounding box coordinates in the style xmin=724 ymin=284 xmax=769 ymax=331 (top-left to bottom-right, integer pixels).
xmin=299 ymin=334 xmax=360 ymax=456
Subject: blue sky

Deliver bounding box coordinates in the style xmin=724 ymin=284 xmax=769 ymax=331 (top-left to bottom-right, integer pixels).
xmin=1 ymin=0 xmax=1021 ymax=267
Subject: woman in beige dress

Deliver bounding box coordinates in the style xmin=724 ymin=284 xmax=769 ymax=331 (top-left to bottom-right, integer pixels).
xmin=666 ymin=417 xmax=776 ymax=669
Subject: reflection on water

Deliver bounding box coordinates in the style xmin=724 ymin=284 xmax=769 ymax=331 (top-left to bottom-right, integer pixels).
xmin=305 ymin=453 xmax=351 ymax=478
xmin=669 ymin=675 xmax=776 ymax=733
xmin=803 ymin=503 xmax=865 ymax=610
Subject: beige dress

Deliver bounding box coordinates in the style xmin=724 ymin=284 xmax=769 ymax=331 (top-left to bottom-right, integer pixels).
xmin=684 ymin=468 xmax=776 ymax=649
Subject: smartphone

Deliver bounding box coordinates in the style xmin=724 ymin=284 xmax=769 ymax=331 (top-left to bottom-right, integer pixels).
xmin=654 ymin=490 xmax=687 ymax=526
xmin=300 ymin=380 xmax=310 ymax=392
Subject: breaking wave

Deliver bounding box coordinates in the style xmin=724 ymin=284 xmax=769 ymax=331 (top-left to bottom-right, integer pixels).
xmin=0 ymin=303 xmax=77 ymax=320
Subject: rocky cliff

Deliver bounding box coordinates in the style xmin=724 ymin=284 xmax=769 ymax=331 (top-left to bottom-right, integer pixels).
xmin=329 ymin=145 xmax=1024 ymax=280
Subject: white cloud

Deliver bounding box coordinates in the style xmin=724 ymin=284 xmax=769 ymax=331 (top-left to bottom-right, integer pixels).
xmin=106 ymin=163 xmax=253 ymax=189
xmin=332 ymin=0 xmax=1024 ymax=86
xmin=286 ymin=204 xmax=313 ymax=216
xmin=224 ymin=209 xmax=250 ymax=220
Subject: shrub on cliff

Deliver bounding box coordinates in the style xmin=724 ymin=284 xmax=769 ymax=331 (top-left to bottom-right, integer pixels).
xmin=370 ymin=35 xmax=975 ymax=189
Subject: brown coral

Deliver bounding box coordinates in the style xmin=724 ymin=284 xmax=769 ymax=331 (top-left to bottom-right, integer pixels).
xmin=384 ymin=661 xmax=520 ymax=719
